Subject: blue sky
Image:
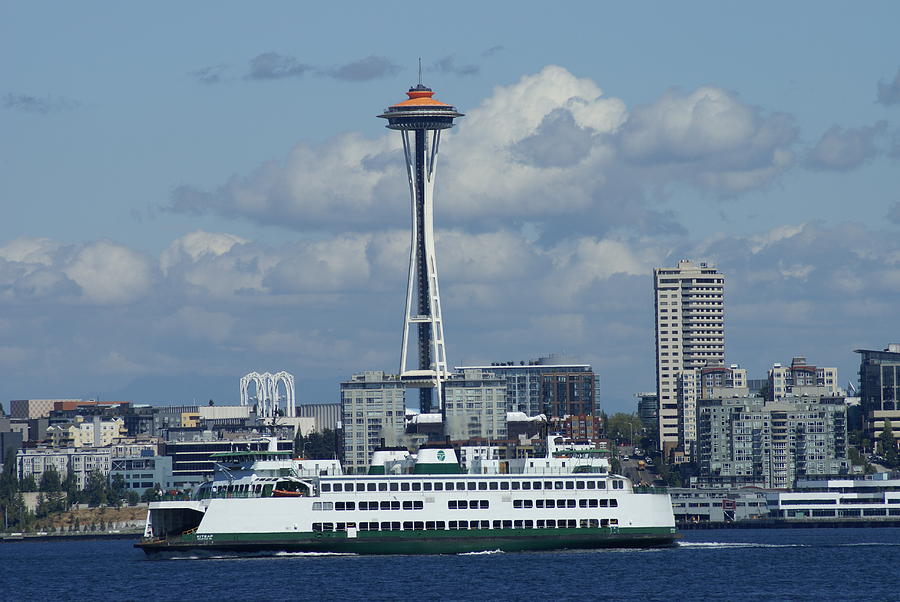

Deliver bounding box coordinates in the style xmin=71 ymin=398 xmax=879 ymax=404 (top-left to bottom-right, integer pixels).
xmin=2 ymin=1 xmax=899 ymax=412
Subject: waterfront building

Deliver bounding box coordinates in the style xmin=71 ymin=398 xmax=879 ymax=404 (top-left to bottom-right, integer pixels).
xmin=160 ymin=438 xmax=293 ymax=480
xmin=296 ymin=402 xmax=342 ymax=432
xmin=16 ymin=447 xmax=112 ymax=489
xmin=696 ymin=396 xmax=850 ymax=489
xmin=110 ymin=454 xmax=176 ymax=491
xmin=768 ymin=356 xmax=839 ymax=400
xmin=653 ymin=260 xmax=725 ymax=457
xmin=668 ymin=488 xmax=770 ymax=524
xmin=561 ymin=414 xmax=604 ymax=443
xmin=456 ymin=355 xmax=599 ymax=417
xmin=766 ymin=473 xmax=900 ymax=520
xmin=855 ymin=344 xmax=900 ymax=438
xmin=443 ymin=369 xmax=508 ymax=441
xmin=379 ymin=81 xmax=463 ymax=413
xmin=340 ymin=371 xmax=407 ymax=474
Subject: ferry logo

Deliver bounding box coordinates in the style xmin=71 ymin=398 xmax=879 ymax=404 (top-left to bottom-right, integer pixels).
xmin=437 ymin=450 xmax=446 ymax=461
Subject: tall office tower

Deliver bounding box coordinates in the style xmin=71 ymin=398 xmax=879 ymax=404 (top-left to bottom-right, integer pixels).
xmin=378 ymin=81 xmax=463 ymax=414
xmin=653 ymin=260 xmax=725 ymax=459
xmin=855 ymin=344 xmax=900 ymax=438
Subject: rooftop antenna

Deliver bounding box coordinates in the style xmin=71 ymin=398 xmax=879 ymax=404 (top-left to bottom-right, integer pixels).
xmin=418 ymin=57 xmax=422 ymax=86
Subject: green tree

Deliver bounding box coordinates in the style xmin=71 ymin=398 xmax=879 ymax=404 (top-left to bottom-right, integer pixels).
xmin=605 ymin=413 xmax=644 ymax=444
xmin=141 ymin=486 xmax=161 ymax=503
xmin=39 ymin=466 xmax=62 ymax=493
xmin=125 ymin=490 xmax=140 ymax=506
xmin=295 ymin=429 xmax=339 ymax=460
xmin=18 ymin=474 xmax=37 ymax=493
xmin=83 ymin=470 xmax=109 ymax=507
xmin=108 ymin=474 xmax=127 ymax=508
xmin=879 ymin=420 xmax=899 ymax=467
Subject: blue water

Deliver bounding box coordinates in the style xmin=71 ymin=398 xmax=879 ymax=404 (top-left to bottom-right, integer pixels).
xmin=2 ymin=528 xmax=899 ymax=600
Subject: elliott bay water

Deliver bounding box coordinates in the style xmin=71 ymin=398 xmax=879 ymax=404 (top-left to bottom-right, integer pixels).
xmin=2 ymin=527 xmax=898 ymax=600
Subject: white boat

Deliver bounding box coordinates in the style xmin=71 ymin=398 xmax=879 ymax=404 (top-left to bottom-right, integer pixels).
xmin=136 ymin=437 xmax=676 ymax=555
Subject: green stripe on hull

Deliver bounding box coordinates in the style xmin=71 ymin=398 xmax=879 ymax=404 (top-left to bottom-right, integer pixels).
xmin=136 ymin=527 xmax=677 ymax=555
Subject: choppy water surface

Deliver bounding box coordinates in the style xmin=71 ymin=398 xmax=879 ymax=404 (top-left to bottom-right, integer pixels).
xmin=2 ymin=528 xmax=898 ymax=600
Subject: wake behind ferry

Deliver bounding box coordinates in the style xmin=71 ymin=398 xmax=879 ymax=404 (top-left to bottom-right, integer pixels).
xmin=136 ymin=436 xmax=676 ymax=555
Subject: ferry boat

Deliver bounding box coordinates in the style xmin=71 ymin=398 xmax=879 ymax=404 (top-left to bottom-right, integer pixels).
xmin=135 ymin=437 xmax=676 ymax=555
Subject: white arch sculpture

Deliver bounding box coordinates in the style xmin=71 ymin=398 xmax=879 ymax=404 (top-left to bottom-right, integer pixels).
xmin=240 ymin=371 xmax=296 ymax=418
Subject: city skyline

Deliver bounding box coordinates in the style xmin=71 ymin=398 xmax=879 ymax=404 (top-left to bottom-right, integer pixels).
xmin=2 ymin=3 xmax=899 ymax=412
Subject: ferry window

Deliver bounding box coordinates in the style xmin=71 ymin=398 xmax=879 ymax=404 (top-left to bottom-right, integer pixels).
xmin=313 ymin=502 xmax=323 ymax=510
xmin=390 ymin=483 xmax=399 ymax=491
xmin=358 ymin=501 xmax=368 ymax=511
xmin=401 ymin=483 xmax=410 ymax=491
xmin=599 ymin=499 xmax=608 ymax=507
xmin=458 ymin=500 xmax=468 ymax=509
xmin=555 ymin=481 xmax=564 ymax=490
xmin=514 ymin=520 xmax=523 ymax=528
xmin=545 ymin=499 xmax=555 ymax=508
xmin=380 ymin=501 xmax=390 ymax=510
xmin=588 ymin=499 xmax=598 ymax=508
xmin=566 ymin=500 xmax=576 ymax=508
xmin=479 ymin=500 xmax=489 ymax=509
xmin=324 ymin=502 xmax=334 ymax=510
xmin=565 ymin=481 xmax=575 ymax=490
xmin=514 ymin=500 xmax=523 ymax=509
xmin=378 ymin=482 xmax=387 ymax=492
xmin=436 ymin=521 xmax=445 ymax=530
xmin=412 ymin=483 xmax=422 ymax=491
xmin=449 ymin=521 xmax=458 ymax=530
xmin=579 ymin=500 xmax=588 ymax=508
xmin=610 ymin=499 xmax=618 ymax=508
xmin=600 ymin=519 xmax=609 ymax=527
xmin=367 ymin=483 xmax=376 ymax=492
xmin=589 ymin=519 xmax=598 ymax=528
xmin=579 ymin=519 xmax=589 ymax=528
xmin=586 ymin=481 xmax=596 ymax=489
xmin=458 ymin=520 xmax=468 ymax=530
xmin=356 ymin=483 xmax=365 ymax=492
xmin=336 ymin=502 xmax=346 ymax=511
xmin=426 ymin=521 xmax=436 ymax=530
xmin=609 ymin=519 xmax=618 ymax=525
xmin=456 ymin=482 xmax=465 ymax=491
xmin=479 ymin=520 xmax=490 ymax=529
xmin=536 ymin=500 xmax=544 ymax=508
xmin=359 ymin=523 xmax=370 ymax=531
xmin=522 ymin=482 xmax=531 ymax=490
xmin=434 ymin=483 xmax=443 ymax=491
xmin=403 ymin=522 xmax=413 ymax=530
xmin=597 ymin=481 xmax=606 ymax=490
xmin=321 ymin=484 xmax=331 ymax=492
xmin=489 ymin=482 xmax=498 ymax=491
xmin=536 ymin=520 xmax=545 ymax=528
xmin=524 ymin=520 xmax=533 ymax=528
xmin=336 ymin=523 xmax=346 ymax=531
xmin=313 ymin=523 xmax=322 ymax=531
xmin=478 ymin=482 xmax=487 ymax=491
xmin=414 ymin=522 xmax=424 ymax=530
xmin=448 ymin=501 xmax=458 ymax=509
xmin=492 ymin=520 xmax=502 ymax=529
xmin=576 ymin=481 xmax=585 ymax=490
xmin=415 ymin=501 xmax=424 ymax=510
xmin=380 ymin=522 xmax=392 ymax=531
xmin=333 ymin=484 xmax=343 ymax=492
xmin=392 ymin=521 xmax=401 ymax=530
xmin=403 ymin=501 xmax=413 ymax=510
xmin=500 ymin=482 xmax=509 ymax=490
xmin=345 ymin=502 xmax=356 ymax=510
xmin=546 ymin=520 xmax=556 ymax=528
xmin=423 ymin=483 xmax=432 ymax=491
xmin=467 ymin=482 xmax=476 ymax=491
xmin=391 ymin=501 xmax=400 ymax=510
xmin=544 ymin=481 xmax=552 ymax=490
xmin=522 ymin=500 xmax=532 ymax=509
xmin=502 ymin=520 xmax=512 ymax=529
xmin=323 ymin=523 xmax=334 ymax=532
xmin=511 ymin=482 xmax=520 ymax=490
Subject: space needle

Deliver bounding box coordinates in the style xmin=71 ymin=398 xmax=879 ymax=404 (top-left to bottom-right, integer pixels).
xmin=378 ymin=75 xmax=463 ymax=413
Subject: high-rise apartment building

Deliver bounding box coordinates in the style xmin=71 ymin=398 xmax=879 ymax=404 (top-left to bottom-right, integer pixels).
xmin=653 ymin=260 xmax=725 ymax=457
xmin=455 ymin=355 xmax=599 ymax=417
xmin=443 ymin=369 xmax=508 ymax=441
xmin=855 ymin=344 xmax=900 ymax=438
xmin=340 ymin=371 xmax=407 ymax=474
xmin=768 ymin=356 xmax=839 ymax=400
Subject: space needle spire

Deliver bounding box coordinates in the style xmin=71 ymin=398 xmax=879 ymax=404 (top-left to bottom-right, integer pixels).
xmin=378 ymin=78 xmax=463 ymax=413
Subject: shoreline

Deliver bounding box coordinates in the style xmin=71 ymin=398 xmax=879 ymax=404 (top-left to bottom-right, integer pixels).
xmin=1 ymin=530 xmax=143 ymax=543
xmin=678 ymin=518 xmax=900 ymax=530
